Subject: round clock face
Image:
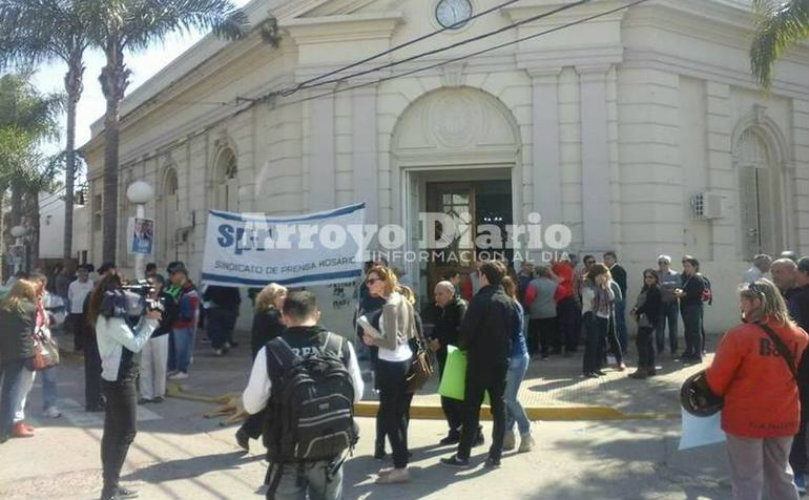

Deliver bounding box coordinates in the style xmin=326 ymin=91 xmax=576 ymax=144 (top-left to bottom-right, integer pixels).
xmin=435 ymin=0 xmax=473 ymax=29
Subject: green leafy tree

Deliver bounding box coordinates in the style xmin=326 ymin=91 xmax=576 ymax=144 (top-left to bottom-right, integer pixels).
xmin=0 ymin=73 xmax=62 ymax=269
xmin=751 ymin=0 xmax=809 ymax=87
xmin=79 ymin=0 xmax=250 ymax=263
xmin=0 ymin=0 xmax=92 ymax=265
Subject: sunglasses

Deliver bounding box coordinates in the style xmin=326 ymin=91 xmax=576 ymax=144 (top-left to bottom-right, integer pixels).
xmin=644 ymin=275 xmax=656 ymax=279
xmin=748 ymin=282 xmax=766 ymax=296
xmin=366 ymin=278 xmax=382 ymax=285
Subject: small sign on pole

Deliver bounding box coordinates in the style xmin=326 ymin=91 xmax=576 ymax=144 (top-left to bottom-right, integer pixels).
xmin=128 ymin=217 xmax=154 ymax=255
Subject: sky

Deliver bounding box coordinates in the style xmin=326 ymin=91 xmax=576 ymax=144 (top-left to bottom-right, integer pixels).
xmin=31 ymin=0 xmax=253 ymax=174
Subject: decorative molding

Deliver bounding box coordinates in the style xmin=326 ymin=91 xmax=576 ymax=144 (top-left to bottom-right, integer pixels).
xmin=441 ymin=62 xmax=468 ymax=88
xmin=285 ymin=13 xmax=403 ymax=45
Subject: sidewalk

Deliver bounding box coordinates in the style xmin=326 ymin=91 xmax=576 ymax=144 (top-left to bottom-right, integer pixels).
xmin=164 ymin=329 xmax=710 ymax=420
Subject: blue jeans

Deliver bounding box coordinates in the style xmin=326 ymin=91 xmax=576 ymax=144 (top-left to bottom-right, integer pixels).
xmin=269 ymin=461 xmax=343 ymax=500
xmin=171 ymin=327 xmax=194 ymax=373
xmin=655 ymin=301 xmax=680 ymax=353
xmin=42 ymin=366 xmax=58 ymax=410
xmin=505 ymin=353 xmax=531 ymax=436
xmin=0 ymin=359 xmax=26 ymax=438
xmin=614 ymin=299 xmax=628 ymax=352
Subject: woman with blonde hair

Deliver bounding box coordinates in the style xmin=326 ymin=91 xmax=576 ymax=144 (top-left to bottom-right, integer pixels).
xmin=250 ymin=283 xmax=287 ymax=359
xmin=361 ymin=265 xmax=417 ymax=484
xmin=706 ymin=279 xmax=809 ymax=500
xmin=0 ymin=280 xmax=38 ymax=442
xmin=236 ymin=283 xmax=288 ymax=451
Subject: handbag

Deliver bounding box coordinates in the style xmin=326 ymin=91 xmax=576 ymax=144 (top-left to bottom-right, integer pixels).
xmin=637 ymin=313 xmax=653 ymax=329
xmin=405 ymin=308 xmax=434 ymax=393
xmin=27 ymin=327 xmax=60 ymax=372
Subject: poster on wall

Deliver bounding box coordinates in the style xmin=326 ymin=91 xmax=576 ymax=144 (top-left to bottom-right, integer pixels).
xmin=201 ymin=203 xmax=366 ymax=288
xmin=128 ymin=217 xmax=154 ymax=255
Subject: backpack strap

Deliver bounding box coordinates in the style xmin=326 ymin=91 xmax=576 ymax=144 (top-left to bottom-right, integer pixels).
xmin=757 ymin=323 xmax=798 ymax=382
xmin=265 ymin=337 xmax=300 ymax=385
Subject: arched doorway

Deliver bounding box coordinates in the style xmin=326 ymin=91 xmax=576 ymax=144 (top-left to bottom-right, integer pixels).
xmin=391 ymin=87 xmax=522 ymax=299
xmin=211 ymin=147 xmax=239 ymax=212
xmin=734 ymin=125 xmax=788 ymax=260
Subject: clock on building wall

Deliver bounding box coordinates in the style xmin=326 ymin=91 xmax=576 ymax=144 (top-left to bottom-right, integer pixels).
xmin=435 ymin=0 xmax=473 ymax=29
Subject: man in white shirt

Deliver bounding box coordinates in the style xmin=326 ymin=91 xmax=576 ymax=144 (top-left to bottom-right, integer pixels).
xmin=67 ymin=265 xmax=95 ymax=352
xmin=242 ymin=291 xmax=363 ymax=500
xmin=743 ymin=253 xmax=772 ymax=284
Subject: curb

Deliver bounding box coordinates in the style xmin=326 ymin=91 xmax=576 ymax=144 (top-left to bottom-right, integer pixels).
xmin=355 ymin=401 xmax=677 ymax=421
xmin=167 ymin=383 xmax=678 ymax=422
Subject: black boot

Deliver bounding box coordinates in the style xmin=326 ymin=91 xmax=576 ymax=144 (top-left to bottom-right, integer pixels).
xmin=374 ymin=441 xmax=387 ymax=459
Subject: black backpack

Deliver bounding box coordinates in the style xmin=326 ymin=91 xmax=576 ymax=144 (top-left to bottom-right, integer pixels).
xmin=262 ymin=332 xmax=359 ymax=464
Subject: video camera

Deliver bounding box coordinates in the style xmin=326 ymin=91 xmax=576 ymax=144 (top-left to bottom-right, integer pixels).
xmin=122 ymin=280 xmax=165 ymax=314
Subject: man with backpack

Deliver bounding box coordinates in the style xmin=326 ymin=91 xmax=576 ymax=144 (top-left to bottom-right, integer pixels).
xmin=242 ymin=290 xmax=364 ymax=500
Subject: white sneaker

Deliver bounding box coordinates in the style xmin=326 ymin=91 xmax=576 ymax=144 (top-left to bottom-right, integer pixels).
xmin=213 ymin=348 xmax=224 ymax=356
xmin=43 ymin=407 xmax=62 ymax=418
xmin=518 ymin=433 xmax=536 ymax=453
xmin=169 ymin=372 xmax=188 ymax=380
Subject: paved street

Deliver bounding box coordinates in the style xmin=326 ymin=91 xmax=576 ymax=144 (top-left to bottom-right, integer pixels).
xmin=0 ymin=331 xmax=729 ymax=500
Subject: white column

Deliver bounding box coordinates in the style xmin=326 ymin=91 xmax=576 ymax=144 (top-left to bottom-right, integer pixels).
xmin=352 ymin=85 xmax=379 ymax=224
xmin=309 ymin=90 xmax=336 ymax=211
xmin=530 ymin=69 xmax=563 ymax=226
xmin=579 ymin=66 xmax=612 ymax=249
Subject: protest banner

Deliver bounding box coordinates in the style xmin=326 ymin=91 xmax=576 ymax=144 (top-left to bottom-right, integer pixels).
xmin=201 ymin=203 xmax=366 ymax=288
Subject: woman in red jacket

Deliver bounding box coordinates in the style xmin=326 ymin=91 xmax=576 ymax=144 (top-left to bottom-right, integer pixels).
xmin=706 ymin=279 xmax=809 ymax=500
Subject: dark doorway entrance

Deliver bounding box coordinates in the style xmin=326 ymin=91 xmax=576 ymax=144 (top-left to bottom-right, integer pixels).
xmin=425 ymin=180 xmax=513 ymax=296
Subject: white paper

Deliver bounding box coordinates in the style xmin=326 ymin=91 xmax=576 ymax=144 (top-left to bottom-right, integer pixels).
xmin=357 ymin=315 xmax=383 ymax=340
xmin=679 ymin=408 xmax=726 ymax=451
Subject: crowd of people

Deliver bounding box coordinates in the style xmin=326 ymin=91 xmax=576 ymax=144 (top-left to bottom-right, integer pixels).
xmin=5 ymin=249 xmax=809 ymax=500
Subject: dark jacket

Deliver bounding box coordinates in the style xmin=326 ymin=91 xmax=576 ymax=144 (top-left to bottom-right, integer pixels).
xmin=0 ymin=303 xmax=37 ymax=361
xmin=433 ymin=296 xmax=467 ymax=349
xmin=458 ymin=284 xmax=519 ymax=372
xmin=251 ymin=307 xmax=286 ymax=360
xmin=681 ymin=274 xmax=706 ymax=307
xmin=203 ymin=285 xmax=242 ymax=310
xmin=610 ymin=264 xmax=628 ymax=298
xmin=635 ymin=285 xmax=662 ymax=326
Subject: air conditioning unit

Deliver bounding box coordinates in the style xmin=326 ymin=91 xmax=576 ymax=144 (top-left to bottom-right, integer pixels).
xmin=691 ymin=192 xmax=725 ymax=220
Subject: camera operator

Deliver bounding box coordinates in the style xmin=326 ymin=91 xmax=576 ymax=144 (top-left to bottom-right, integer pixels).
xmin=87 ymin=272 xmax=161 ymax=500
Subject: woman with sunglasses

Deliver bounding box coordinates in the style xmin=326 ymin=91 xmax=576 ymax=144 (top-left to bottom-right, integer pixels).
xmin=361 ymin=266 xmax=417 ymax=484
xmin=706 ymin=279 xmax=808 ymax=499
xmin=629 ymin=270 xmax=662 ymax=379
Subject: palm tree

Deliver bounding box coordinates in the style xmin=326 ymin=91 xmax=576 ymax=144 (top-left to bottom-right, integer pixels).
xmin=0 ymin=0 xmax=91 ymax=266
xmin=0 ymin=72 xmax=62 ymax=270
xmin=79 ymin=0 xmax=250 ymax=263
xmin=750 ymin=0 xmax=809 ymax=87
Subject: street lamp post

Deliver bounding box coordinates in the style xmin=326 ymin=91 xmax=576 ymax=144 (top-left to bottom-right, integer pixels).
xmin=126 ymin=181 xmax=155 ymax=282
xmin=10 ymin=225 xmax=26 ymax=275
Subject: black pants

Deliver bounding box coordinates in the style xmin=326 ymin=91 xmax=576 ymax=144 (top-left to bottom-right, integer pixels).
xmin=791 ymin=372 xmax=809 ymax=475
xmin=241 ymin=409 xmax=266 ymax=440
xmin=67 ymin=313 xmax=84 ymax=351
xmin=375 ymin=359 xmax=411 ymax=469
xmin=682 ymin=303 xmax=703 ymax=360
xmin=437 ymin=347 xmax=463 ymax=435
xmin=207 ymin=308 xmax=238 ymax=350
xmin=458 ymin=364 xmax=507 ymax=461
xmin=101 ymin=379 xmax=138 ymax=496
xmin=582 ymin=313 xmax=606 ymax=374
xmin=84 ymin=333 xmax=104 ymax=410
xmin=557 ymin=297 xmax=580 ymax=352
xmin=528 ymin=317 xmax=559 ymax=356
xmin=636 ymin=326 xmax=655 ymax=370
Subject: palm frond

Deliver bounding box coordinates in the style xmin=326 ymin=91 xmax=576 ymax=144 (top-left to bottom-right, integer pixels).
xmin=750 ymin=0 xmax=809 ymax=87
xmin=122 ymin=0 xmax=249 ymax=51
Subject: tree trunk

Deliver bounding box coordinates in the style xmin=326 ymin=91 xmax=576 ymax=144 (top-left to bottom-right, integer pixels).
xmin=63 ymin=52 xmax=84 ymax=266
xmin=24 ymin=189 xmax=39 ymax=271
xmin=100 ymin=38 xmax=128 ymax=264
xmin=11 ymin=177 xmax=22 ymax=228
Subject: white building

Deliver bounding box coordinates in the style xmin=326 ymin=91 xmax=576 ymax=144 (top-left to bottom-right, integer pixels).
xmin=81 ymin=0 xmax=809 ymax=333
xmin=39 ymin=191 xmax=90 ymax=264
